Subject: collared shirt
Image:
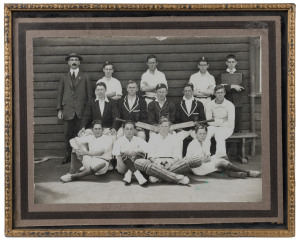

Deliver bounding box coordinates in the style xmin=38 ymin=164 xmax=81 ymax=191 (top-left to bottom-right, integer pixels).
xmin=112 ymin=135 xmax=148 ymax=156
xmin=147 ymin=133 xmax=181 ymax=159
xmin=183 ymin=96 xmax=194 ymax=114
xmin=127 ymin=96 xmax=137 ymax=110
xmin=189 ymin=71 xmax=216 ymax=98
xmin=205 ymin=98 xmax=235 ymax=128
xmin=140 ymin=69 xmax=168 ymax=98
xmin=155 ymin=98 xmax=166 ymax=108
xmin=70 ymin=68 xmax=79 ymax=78
xmin=75 ymin=134 xmax=113 ymax=160
xmin=226 ymin=68 xmax=237 ymax=74
xmin=95 ymin=97 xmax=109 ymax=116
xmin=96 ymin=77 xmax=123 ymax=96
xmin=186 ymin=138 xmax=210 ymax=158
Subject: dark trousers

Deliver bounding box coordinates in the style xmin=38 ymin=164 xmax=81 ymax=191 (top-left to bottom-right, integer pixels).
xmin=64 ymin=115 xmax=81 ymax=157
xmin=225 ymin=106 xmax=243 ymax=158
xmin=234 ymin=106 xmax=243 ymax=133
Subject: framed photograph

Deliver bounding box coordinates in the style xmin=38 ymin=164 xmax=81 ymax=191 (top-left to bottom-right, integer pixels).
xmin=4 ymin=3 xmax=295 ymax=237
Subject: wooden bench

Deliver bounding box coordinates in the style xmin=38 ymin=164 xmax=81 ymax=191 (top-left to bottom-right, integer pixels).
xmin=226 ymin=132 xmax=258 ymax=164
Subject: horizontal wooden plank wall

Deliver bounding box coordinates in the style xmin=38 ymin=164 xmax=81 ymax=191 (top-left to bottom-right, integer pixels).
xmin=33 ymin=36 xmax=261 ymax=158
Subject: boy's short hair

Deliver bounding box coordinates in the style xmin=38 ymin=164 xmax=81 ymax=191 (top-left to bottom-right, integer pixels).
xmin=126 ymin=80 xmax=138 ymax=88
xmin=183 ymin=83 xmax=194 ymax=91
xmin=91 ymin=120 xmax=102 ymax=129
xmin=147 ymin=55 xmax=158 ymax=62
xmin=158 ymin=116 xmax=172 ymax=126
xmin=226 ymin=54 xmax=237 ymax=61
xmin=199 ymin=56 xmax=209 ymax=64
xmin=123 ymin=120 xmax=136 ymax=129
xmin=195 ymin=124 xmax=208 ymax=133
xmin=96 ymin=82 xmax=107 ymax=90
xmin=103 ymin=61 xmax=114 ymax=69
xmin=156 ymin=83 xmax=168 ymax=91
xmin=214 ymin=84 xmax=226 ymax=93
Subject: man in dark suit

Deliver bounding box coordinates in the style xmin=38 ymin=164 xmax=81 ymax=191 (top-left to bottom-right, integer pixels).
xmin=79 ymin=82 xmax=120 ymax=136
xmin=57 ymin=53 xmax=93 ymax=164
xmin=175 ymin=83 xmax=206 ymax=156
xmin=117 ymin=80 xmax=148 ymax=139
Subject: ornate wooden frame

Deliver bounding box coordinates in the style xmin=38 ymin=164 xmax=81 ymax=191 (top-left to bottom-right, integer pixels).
xmin=4 ymin=3 xmax=295 ymax=237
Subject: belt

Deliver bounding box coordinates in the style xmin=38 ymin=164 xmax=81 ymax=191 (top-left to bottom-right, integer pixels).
xmin=197 ymin=96 xmax=210 ymax=99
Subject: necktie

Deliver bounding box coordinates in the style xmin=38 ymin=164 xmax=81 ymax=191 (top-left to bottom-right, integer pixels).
xmin=71 ymin=72 xmax=76 ymax=87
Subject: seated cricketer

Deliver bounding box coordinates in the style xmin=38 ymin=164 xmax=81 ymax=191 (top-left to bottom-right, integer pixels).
xmin=78 ymin=82 xmax=120 ymax=138
xmin=112 ymin=120 xmax=148 ymax=186
xmin=133 ymin=117 xmax=203 ymax=185
xmin=147 ymin=83 xmax=176 ymax=125
xmin=116 ymin=80 xmax=147 ymax=140
xmin=186 ymin=124 xmax=261 ymax=178
xmin=204 ymin=85 xmax=235 ymax=159
xmin=175 ymin=83 xmax=206 ymax=156
xmin=60 ymin=120 xmax=114 ymax=183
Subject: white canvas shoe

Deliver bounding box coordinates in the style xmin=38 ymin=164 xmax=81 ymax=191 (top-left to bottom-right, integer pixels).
xmin=60 ymin=173 xmax=72 ymax=183
xmin=134 ymin=171 xmax=147 ymax=185
xmin=123 ymin=170 xmax=133 ymax=184
xmin=149 ymin=176 xmax=160 ymax=183
xmin=248 ymin=170 xmax=261 ymax=177
xmin=176 ymin=175 xmax=190 ymax=185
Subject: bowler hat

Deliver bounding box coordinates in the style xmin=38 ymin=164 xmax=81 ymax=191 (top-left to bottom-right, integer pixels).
xmin=65 ymin=53 xmax=83 ymax=61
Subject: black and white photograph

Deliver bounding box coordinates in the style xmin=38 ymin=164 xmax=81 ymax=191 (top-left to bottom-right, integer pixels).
xmin=33 ymin=35 xmax=262 ymax=204
xmin=5 ymin=3 xmax=293 ymax=236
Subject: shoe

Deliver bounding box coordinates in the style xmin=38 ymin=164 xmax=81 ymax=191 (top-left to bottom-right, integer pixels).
xmin=227 ymin=171 xmax=247 ymax=179
xmin=248 ymin=170 xmax=261 ymax=177
xmin=110 ymin=158 xmax=117 ymax=169
xmin=177 ymin=175 xmax=190 ymax=185
xmin=149 ymin=176 xmax=160 ymax=184
xmin=61 ymin=155 xmax=71 ymax=165
xmin=134 ymin=171 xmax=148 ymax=186
xmin=123 ymin=170 xmax=132 ymax=184
xmin=60 ymin=173 xmax=72 ymax=183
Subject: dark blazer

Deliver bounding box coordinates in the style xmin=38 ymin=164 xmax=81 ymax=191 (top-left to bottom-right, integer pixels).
xmin=57 ymin=71 xmax=93 ymax=120
xmin=147 ymin=99 xmax=176 ymax=125
xmin=80 ymin=98 xmax=120 ymax=130
xmin=118 ymin=95 xmax=148 ymax=123
xmin=175 ymin=98 xmax=206 ymax=130
xmin=216 ymin=71 xmax=246 ymax=108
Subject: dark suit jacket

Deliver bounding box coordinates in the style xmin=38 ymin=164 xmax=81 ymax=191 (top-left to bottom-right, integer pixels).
xmin=175 ymin=98 xmax=206 ymax=130
xmin=118 ymin=96 xmax=148 ymax=123
xmin=80 ymin=98 xmax=120 ymax=130
xmin=216 ymin=71 xmax=246 ymax=108
xmin=57 ymin=71 xmax=93 ymax=120
xmin=147 ymin=99 xmax=176 ymax=125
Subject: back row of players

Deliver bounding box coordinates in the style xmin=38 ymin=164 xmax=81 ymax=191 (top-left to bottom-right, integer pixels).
xmin=57 ymin=53 xmax=258 ymax=185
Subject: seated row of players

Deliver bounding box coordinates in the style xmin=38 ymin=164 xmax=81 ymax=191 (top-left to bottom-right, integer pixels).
xmin=60 ymin=118 xmax=261 ymax=185
xmin=57 ymin=53 xmax=245 ymax=165
xmin=77 ymin=80 xmax=232 ymax=160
